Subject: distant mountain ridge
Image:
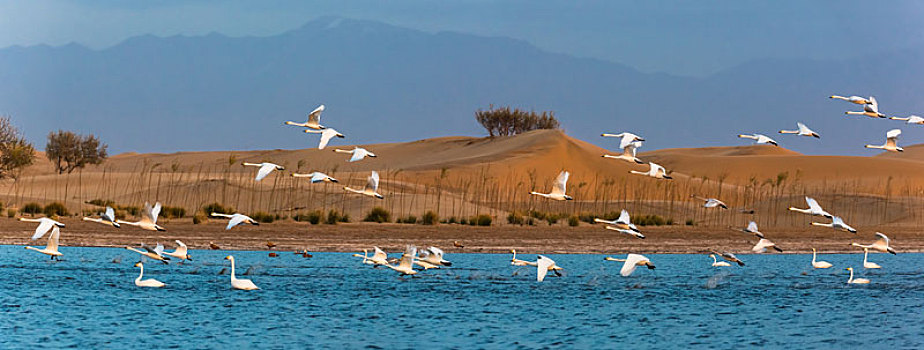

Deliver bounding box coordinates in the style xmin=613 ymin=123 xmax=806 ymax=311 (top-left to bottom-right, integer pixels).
xmin=1 ymin=16 xmax=923 ymax=155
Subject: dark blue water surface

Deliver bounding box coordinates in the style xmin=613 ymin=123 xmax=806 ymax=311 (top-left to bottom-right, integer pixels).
xmin=1 ymin=246 xmax=922 ymax=349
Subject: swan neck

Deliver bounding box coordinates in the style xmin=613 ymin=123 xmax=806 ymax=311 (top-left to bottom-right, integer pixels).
xmin=230 ymin=259 xmax=236 ymax=280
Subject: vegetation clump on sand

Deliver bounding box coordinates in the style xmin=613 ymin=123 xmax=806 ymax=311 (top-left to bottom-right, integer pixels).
xmin=475 ymin=105 xmax=560 ymax=137
xmin=364 ymin=207 xmax=392 ymax=223
xmin=42 ymin=202 xmax=69 ymax=217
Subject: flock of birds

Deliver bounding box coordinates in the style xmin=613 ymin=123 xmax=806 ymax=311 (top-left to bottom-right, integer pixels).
xmin=16 ymin=96 xmax=912 ymax=287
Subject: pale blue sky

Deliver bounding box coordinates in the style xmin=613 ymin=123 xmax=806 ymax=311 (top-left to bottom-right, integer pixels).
xmin=2 ymin=0 xmax=923 ymax=76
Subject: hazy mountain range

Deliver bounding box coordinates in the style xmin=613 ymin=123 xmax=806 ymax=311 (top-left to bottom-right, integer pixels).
xmin=1 ymin=16 xmax=922 ymax=155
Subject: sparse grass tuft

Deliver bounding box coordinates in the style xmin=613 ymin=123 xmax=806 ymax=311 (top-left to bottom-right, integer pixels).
xmin=364 ymin=207 xmax=391 ymax=223
xmin=42 ymin=202 xmax=68 ymax=217
xmin=421 ymin=211 xmax=438 ymax=225
xmin=250 ymin=211 xmax=275 ymax=223
xmin=21 ymin=202 xmax=42 ymax=216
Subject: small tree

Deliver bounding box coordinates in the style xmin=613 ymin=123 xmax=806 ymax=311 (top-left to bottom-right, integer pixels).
xmin=0 ymin=117 xmax=36 ymax=179
xmin=475 ymin=105 xmax=561 ymax=137
xmin=45 ymin=130 xmax=108 ymax=174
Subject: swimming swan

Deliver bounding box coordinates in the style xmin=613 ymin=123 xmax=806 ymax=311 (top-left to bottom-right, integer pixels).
xmin=846 ymin=267 xmax=870 ymax=284
xmin=811 ymin=248 xmax=833 ymax=269
xmin=224 ymin=255 xmax=259 ymax=290
xmin=133 ymin=262 xmax=166 ymax=288
xmin=710 ymin=254 xmax=731 ymax=267
xmin=861 ymin=248 xmax=881 ymax=269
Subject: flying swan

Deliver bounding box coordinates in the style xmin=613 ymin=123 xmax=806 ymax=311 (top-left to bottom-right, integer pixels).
xmin=851 ymin=232 xmax=896 ymax=254
xmin=605 ymin=254 xmax=655 ymax=276
xmin=845 ymin=96 xmax=885 ymax=118
xmin=830 ymin=95 xmax=873 ymax=105
xmin=602 ymin=141 xmax=643 ymax=164
xmin=779 ymin=122 xmax=820 ymax=138
xmin=344 ymin=171 xmax=384 ymax=199
xmin=292 ymin=172 xmax=338 ymax=183
xmin=789 ymin=197 xmax=833 ymax=218
xmin=889 ymin=115 xmax=924 ymax=125
xmin=284 ymin=104 xmax=326 ymax=129
xmin=594 ymin=209 xmax=644 ymax=239
xmin=811 ymin=216 xmax=857 ymax=233
xmin=116 ymin=202 xmax=165 ymax=231
xmin=210 ymin=212 xmax=260 ymax=230
xmin=530 ymin=171 xmax=573 ymax=201
xmin=126 ymin=243 xmax=171 ymax=264
xmin=305 ymin=128 xmax=344 ymax=149
xmin=163 ymin=240 xmax=193 ymax=261
xmin=19 ymin=217 xmax=65 ymax=240
xmin=630 ymin=162 xmax=672 ymax=179
xmin=82 ymin=206 xmax=120 ymax=228
xmin=864 ymin=129 xmax=903 ymax=152
xmin=24 ymin=226 xmax=62 ymax=260
xmin=737 ymin=133 xmax=778 ymax=146
xmin=334 ymin=147 xmax=376 ymax=162
xmin=242 ymin=162 xmax=285 ymax=181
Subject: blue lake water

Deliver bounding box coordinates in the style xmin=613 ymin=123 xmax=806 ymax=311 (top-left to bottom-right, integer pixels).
xmin=1 ymin=245 xmax=922 ymax=349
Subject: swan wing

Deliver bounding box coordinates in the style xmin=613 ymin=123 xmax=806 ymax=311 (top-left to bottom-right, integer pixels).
xmin=398 ymin=245 xmax=417 ymax=269
xmin=428 ymin=246 xmax=445 ymax=259
xmin=174 ymin=240 xmax=187 ymax=255
xmin=797 ymin=122 xmax=812 ymax=134
xmin=154 ymin=243 xmax=165 ymax=256
xmin=536 ymin=255 xmax=555 ymax=282
xmin=874 ymin=232 xmax=890 ymax=246
xmin=227 ymin=214 xmax=247 ymax=230
xmin=373 ymin=246 xmax=387 ymax=261
xmin=318 ymin=129 xmax=338 ymax=150
xmin=886 ymin=129 xmax=901 ymax=145
xmin=366 ymin=171 xmax=380 ymax=192
xmin=350 ymin=148 xmax=366 ymax=162
xmin=550 ymin=171 xmax=569 ymax=196
xmin=307 ymin=105 xmax=324 ymax=125
xmin=46 ymin=226 xmax=60 ymax=250
xmin=747 ymin=221 xmax=758 ymax=233
xmin=620 ymin=254 xmax=648 ymax=276
xmin=31 ymin=219 xmax=55 ymax=240
xmin=255 ymin=164 xmax=275 ymax=181
xmin=805 ymin=197 xmax=823 ymax=212
xmin=617 ymin=209 xmax=631 ymax=225
xmin=310 ymin=172 xmax=326 ymax=183
xmin=104 ymin=206 xmax=116 ymax=221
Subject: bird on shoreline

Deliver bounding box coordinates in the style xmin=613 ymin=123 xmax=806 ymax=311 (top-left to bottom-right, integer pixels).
xmin=737 ymin=133 xmax=778 ymax=146
xmin=865 ymin=129 xmax=903 ymax=152
xmin=225 ymin=255 xmax=259 ymax=290
xmin=305 ymin=128 xmax=344 ymax=149
xmin=811 ymin=216 xmax=857 ymax=233
xmin=344 ymin=171 xmax=384 ymax=199
xmin=24 ymin=226 xmax=62 ymax=260
xmin=334 ymin=147 xmax=376 ymax=162
xmin=630 ymin=162 xmax=672 ymax=179
xmin=19 ymin=217 xmax=66 ymax=240
xmin=530 ymin=171 xmax=573 ymax=201
xmin=209 ymin=242 xmax=221 ymax=250
xmin=779 ymin=122 xmax=820 ymax=138
xmin=284 ymin=104 xmax=326 ymax=129
xmin=116 ymin=202 xmax=165 ymax=231
xmin=210 ymin=212 xmax=259 ymax=230
xmin=846 ymin=267 xmax=870 ymax=284
xmin=851 ymin=232 xmax=896 ymax=254
xmin=830 ymin=95 xmax=873 ymax=105
xmin=242 ymin=162 xmax=285 ymax=181
xmin=82 ymin=206 xmax=120 ymax=228
xmin=292 ymin=172 xmax=338 ymax=183
xmin=789 ymin=197 xmax=833 ymax=218
xmin=811 ymin=248 xmax=833 ymax=269
xmin=594 ymin=209 xmax=644 ymax=239
xmin=133 ymin=262 xmax=165 ymax=288
xmin=605 ymin=254 xmax=655 ymax=276
xmin=845 ymin=96 xmax=886 ymax=118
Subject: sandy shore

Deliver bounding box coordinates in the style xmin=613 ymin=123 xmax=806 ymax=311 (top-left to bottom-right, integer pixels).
xmin=3 ymin=217 xmax=921 ymax=254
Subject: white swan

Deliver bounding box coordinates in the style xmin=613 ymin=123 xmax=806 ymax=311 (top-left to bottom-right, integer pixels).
xmin=889 ymin=115 xmax=924 ymax=125
xmin=344 ymin=171 xmax=384 ymax=199
xmin=711 ymin=251 xmax=745 ymax=266
xmin=133 ymin=262 xmax=166 ymax=288
xmin=861 ymin=248 xmax=881 ymax=269
xmin=292 ymin=172 xmax=338 ymax=183
xmin=530 ymin=171 xmax=573 ymax=201
xmin=19 ymin=217 xmax=66 ymax=240
xmin=386 ymin=246 xmax=418 ymax=275
xmin=693 ymin=195 xmax=728 ymax=209
xmin=605 ymin=254 xmax=655 ymax=276
xmin=789 ymin=196 xmax=833 ymax=218
xmin=510 ymin=250 xmax=564 ymax=275
xmin=737 ymin=133 xmax=778 ymax=146
xmin=851 ymin=232 xmax=896 ymax=254
xmin=334 ymin=147 xmax=376 ymax=162
xmin=779 ymin=122 xmax=820 ymax=138
xmin=602 ymin=140 xmax=643 ymax=164
xmin=865 ymin=129 xmax=903 ymax=152
xmin=82 ymin=206 xmax=120 ymax=228
xmin=536 ymin=255 xmax=561 ymax=282
xmin=738 ymin=221 xmax=764 ymax=238
xmin=242 ymin=162 xmax=285 ymax=181
xmin=417 ymin=246 xmax=452 ymax=267
xmin=284 ymin=104 xmax=326 ymax=129
xmin=811 ymin=248 xmax=833 ymax=269
xmin=116 ymin=202 xmax=165 ymax=231
xmin=126 ymin=243 xmax=170 ymax=264
xmin=846 ymin=267 xmax=870 ymax=284
xmin=163 ymin=240 xmax=192 ymax=261
xmin=811 ymin=216 xmax=856 ymax=233
xmin=830 ymin=95 xmax=872 ymax=105
xmin=594 ymin=209 xmax=644 ymax=239
xmin=845 ymin=96 xmax=886 ymax=118
xmin=305 ymin=128 xmax=344 ymax=149
xmin=210 ymin=212 xmax=259 ymax=230
xmin=752 ymin=238 xmax=783 ymax=253
xmin=24 ymin=226 xmax=62 ymax=260
xmin=225 ymin=255 xmax=259 ymax=290
xmin=630 ymin=162 xmax=672 ymax=179
xmin=354 ymin=247 xmax=389 ymax=266
xmin=602 ymin=132 xmax=645 ymax=149
xmin=710 ymin=254 xmax=731 ymax=267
